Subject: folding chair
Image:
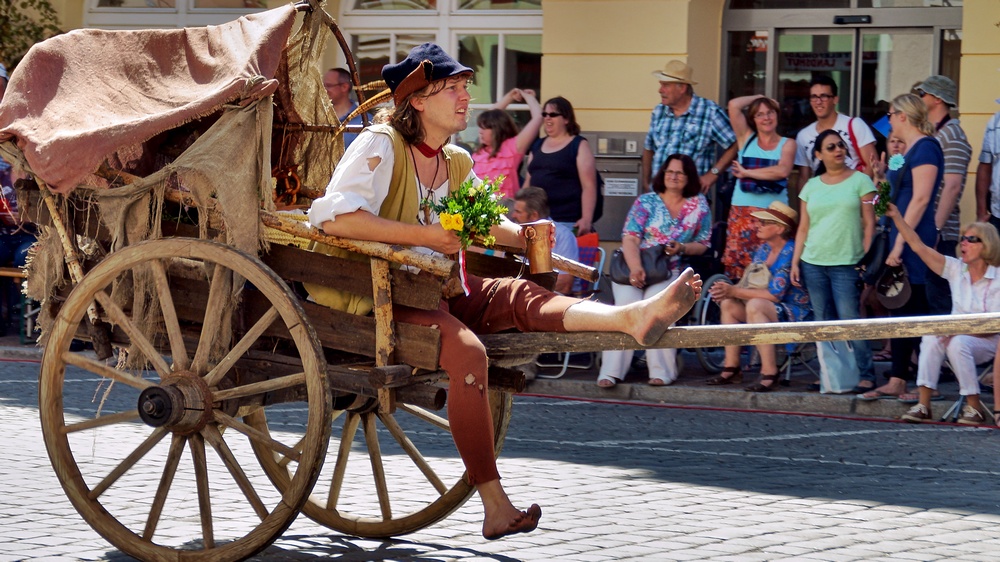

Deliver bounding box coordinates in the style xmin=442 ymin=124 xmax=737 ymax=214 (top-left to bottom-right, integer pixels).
xmin=940 ymin=361 xmax=995 ymax=422
xmin=536 ymin=232 xmax=605 ymax=379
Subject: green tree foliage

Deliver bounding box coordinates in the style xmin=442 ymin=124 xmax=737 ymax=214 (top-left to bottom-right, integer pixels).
xmin=0 ymin=0 xmax=62 ymax=67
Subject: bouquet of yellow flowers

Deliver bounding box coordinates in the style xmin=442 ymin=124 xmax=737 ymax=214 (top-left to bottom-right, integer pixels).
xmin=423 ymin=176 xmax=508 ymax=249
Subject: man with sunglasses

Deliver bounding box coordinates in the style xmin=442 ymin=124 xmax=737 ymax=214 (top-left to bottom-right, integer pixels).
xmin=914 ymin=75 xmax=972 ymax=315
xmin=793 ymin=75 xmax=877 ymax=193
xmin=642 ymin=60 xmax=736 ymax=194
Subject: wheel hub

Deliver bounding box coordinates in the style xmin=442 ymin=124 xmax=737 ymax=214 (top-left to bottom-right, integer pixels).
xmin=136 ymin=371 xmax=213 ymax=434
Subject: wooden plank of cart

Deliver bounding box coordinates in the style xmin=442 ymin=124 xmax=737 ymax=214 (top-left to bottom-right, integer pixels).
xmin=4 ymin=2 xmax=1000 ymax=561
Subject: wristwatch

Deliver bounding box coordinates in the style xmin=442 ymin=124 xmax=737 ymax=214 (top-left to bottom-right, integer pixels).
xmin=710 ymin=166 xmax=720 ymax=175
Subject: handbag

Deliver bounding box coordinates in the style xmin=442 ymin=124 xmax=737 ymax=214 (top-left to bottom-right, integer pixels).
xmin=856 ymin=222 xmax=890 ymax=285
xmin=817 ymin=340 xmax=860 ymax=394
xmin=856 ymin=148 xmax=915 ymax=284
xmin=609 ymin=245 xmax=672 ymax=285
xmin=736 ymin=133 xmax=786 ymax=195
xmin=736 ymin=261 xmax=771 ymax=290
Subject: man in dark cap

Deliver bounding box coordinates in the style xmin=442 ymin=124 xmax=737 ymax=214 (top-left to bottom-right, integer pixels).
xmin=307 ymin=43 xmax=702 ymax=540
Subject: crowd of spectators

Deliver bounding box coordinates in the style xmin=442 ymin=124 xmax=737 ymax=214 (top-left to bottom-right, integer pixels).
xmin=437 ymin=56 xmax=988 ymax=417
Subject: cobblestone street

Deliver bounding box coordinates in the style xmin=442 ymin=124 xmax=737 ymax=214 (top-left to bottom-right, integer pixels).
xmin=3 ymin=358 xmax=1000 ymax=561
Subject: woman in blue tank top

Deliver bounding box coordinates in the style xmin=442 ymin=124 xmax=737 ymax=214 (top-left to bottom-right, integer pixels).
xmin=524 ymin=96 xmax=599 ymax=234
xmin=722 ymin=95 xmax=797 ymax=282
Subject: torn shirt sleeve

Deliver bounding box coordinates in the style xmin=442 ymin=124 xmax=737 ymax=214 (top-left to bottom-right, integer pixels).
xmin=308 ymin=132 xmax=395 ymax=228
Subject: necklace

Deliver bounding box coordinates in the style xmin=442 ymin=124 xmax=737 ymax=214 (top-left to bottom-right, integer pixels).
xmin=415 ymin=142 xmax=443 ymax=158
xmin=410 ymin=145 xmax=441 ymax=225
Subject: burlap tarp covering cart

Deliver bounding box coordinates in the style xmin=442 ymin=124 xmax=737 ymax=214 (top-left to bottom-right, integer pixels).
xmin=0 ymin=4 xmax=346 ymax=363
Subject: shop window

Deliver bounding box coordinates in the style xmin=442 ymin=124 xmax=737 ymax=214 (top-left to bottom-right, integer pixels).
xmin=351 ymin=34 xmax=437 ymax=86
xmin=353 ymin=0 xmax=437 ymax=9
xmin=457 ymin=0 xmax=541 ymax=9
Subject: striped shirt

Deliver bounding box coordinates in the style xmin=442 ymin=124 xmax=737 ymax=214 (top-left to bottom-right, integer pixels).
xmin=934 ymin=118 xmax=972 ymax=242
xmin=644 ymin=95 xmax=736 ymax=180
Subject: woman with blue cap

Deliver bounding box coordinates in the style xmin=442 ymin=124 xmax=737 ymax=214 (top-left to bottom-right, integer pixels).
xmin=307 ymin=43 xmax=702 ymax=540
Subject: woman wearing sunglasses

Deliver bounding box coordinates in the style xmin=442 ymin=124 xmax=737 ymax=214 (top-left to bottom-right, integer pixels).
xmin=524 ymin=96 xmax=599 ymax=234
xmin=791 ymin=128 xmax=877 ymax=392
xmin=884 ymin=204 xmax=1000 ymax=425
xmin=860 ymin=93 xmax=943 ymax=401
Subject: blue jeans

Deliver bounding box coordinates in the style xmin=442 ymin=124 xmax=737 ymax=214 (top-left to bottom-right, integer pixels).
xmin=800 ymin=261 xmax=874 ymax=384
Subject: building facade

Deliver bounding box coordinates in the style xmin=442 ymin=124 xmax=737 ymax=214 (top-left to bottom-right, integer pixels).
xmin=32 ymin=0 xmax=997 ymax=221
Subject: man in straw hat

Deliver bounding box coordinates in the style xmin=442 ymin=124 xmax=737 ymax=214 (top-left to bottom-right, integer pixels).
xmin=642 ymin=59 xmax=736 ymax=193
xmin=307 ymin=43 xmax=703 ymax=540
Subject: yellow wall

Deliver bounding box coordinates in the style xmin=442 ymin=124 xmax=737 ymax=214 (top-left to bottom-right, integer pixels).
xmin=542 ymin=0 xmax=725 ymax=134
xmin=958 ymin=3 xmax=1000 ymax=224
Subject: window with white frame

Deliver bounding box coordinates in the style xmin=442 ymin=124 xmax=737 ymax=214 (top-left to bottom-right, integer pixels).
xmin=86 ymin=0 xmax=265 ymax=29
xmin=340 ymin=0 xmax=541 ymax=150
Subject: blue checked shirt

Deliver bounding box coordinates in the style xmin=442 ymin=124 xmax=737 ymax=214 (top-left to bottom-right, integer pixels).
xmin=644 ymin=95 xmax=736 ymax=180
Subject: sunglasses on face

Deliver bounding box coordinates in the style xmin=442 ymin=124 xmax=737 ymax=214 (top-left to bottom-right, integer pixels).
xmin=823 ymin=141 xmax=847 ymax=152
xmin=541 ymin=112 xmax=563 ymax=118
xmin=961 ymin=235 xmax=983 ymax=243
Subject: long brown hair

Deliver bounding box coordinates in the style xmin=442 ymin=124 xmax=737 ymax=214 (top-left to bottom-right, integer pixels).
xmin=476 ymin=109 xmax=518 ymax=158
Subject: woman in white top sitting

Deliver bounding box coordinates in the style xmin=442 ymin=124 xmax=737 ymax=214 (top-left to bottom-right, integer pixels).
xmin=885 ymin=203 xmax=1000 ymax=425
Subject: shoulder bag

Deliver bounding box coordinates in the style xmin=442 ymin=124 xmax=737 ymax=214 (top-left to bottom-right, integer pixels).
xmin=856 ymin=152 xmax=913 ymax=285
xmin=736 ymin=133 xmax=786 ymax=195
xmin=736 ymin=261 xmax=772 ymax=290
xmin=609 ymin=245 xmax=672 ymax=285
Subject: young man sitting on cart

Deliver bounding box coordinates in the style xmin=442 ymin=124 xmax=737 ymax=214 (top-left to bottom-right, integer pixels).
xmin=307 ymin=43 xmax=702 ymax=541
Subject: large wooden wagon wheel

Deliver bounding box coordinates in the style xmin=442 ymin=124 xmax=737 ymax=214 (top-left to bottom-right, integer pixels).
xmin=38 ymin=238 xmax=331 ymax=562
xmin=250 ymin=346 xmax=516 ymax=537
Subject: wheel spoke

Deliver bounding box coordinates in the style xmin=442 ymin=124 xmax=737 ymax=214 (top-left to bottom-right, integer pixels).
xmin=378 ymin=412 xmax=447 ymax=494
xmin=143 ymin=433 xmax=186 ymax=541
xmin=93 ymin=291 xmax=172 ymax=377
xmin=191 ymin=264 xmax=232 ymax=374
xmin=188 ymin=432 xmax=215 ymax=550
xmin=62 ymin=352 xmax=154 ymax=391
xmin=362 ymin=413 xmax=392 ymax=520
xmin=398 ymin=404 xmax=451 ymax=432
xmin=205 ymin=306 xmax=280 ymax=388
xmin=88 ymin=427 xmax=168 ymax=500
xmin=211 ymin=372 xmax=305 ymax=402
xmin=213 ymin=410 xmax=300 ymax=462
xmin=150 ymin=258 xmax=189 ymax=371
xmin=326 ymin=412 xmax=360 ymax=510
xmin=202 ymin=424 xmax=270 ymax=522
xmin=64 ymin=409 xmax=140 ymax=434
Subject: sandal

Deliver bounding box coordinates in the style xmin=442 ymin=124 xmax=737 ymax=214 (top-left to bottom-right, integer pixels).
xmin=745 ymin=373 xmax=780 ymax=392
xmin=597 ymin=376 xmax=619 ymax=388
xmin=706 ymin=366 xmax=742 ymax=385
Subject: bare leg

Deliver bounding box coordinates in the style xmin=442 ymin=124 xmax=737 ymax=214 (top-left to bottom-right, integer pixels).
xmin=720 ymin=298 xmax=747 ymax=368
xmin=478 ymin=479 xmax=541 ymax=540
xmin=746 ymin=298 xmax=780 ymax=385
xmin=563 ymin=268 xmax=702 ymax=345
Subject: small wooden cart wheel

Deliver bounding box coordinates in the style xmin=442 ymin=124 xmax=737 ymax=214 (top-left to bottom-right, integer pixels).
xmin=38 ymin=238 xmax=331 ymax=562
xmin=249 ymin=380 xmax=515 ymax=537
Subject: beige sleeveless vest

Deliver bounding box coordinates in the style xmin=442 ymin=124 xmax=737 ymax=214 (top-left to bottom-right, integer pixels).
xmin=304 ymin=124 xmax=474 ymax=315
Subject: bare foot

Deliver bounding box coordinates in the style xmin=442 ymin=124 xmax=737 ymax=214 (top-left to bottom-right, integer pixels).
xmin=483 ymin=504 xmax=542 ymax=540
xmin=628 ymin=268 xmax=701 ymax=346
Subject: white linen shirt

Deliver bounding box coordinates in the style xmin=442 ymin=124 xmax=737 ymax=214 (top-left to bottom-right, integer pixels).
xmin=939 ymin=255 xmax=1000 ymax=315
xmin=307 ymin=132 xmax=477 ymax=230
